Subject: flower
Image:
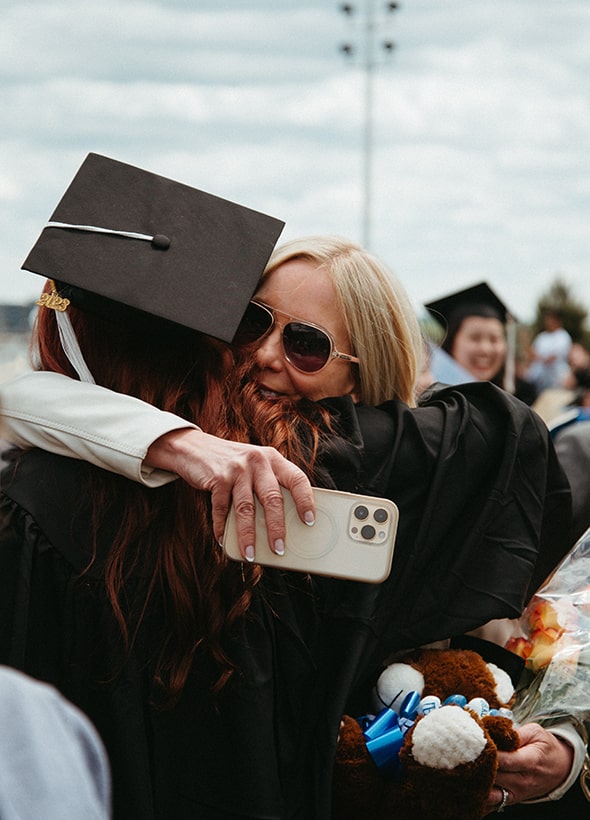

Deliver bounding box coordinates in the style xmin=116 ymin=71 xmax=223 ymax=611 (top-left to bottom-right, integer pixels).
xmin=506 ymin=528 xmax=590 ymax=724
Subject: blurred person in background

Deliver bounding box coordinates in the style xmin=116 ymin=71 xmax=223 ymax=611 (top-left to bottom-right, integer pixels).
xmin=562 ymin=342 xmax=590 ymax=404
xmin=0 ymin=666 xmax=111 ymax=820
xmin=425 ymin=282 xmax=538 ymax=406
xmin=526 ymin=308 xmax=572 ymax=393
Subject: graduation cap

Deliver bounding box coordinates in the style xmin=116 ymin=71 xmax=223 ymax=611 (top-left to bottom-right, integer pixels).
xmin=23 ymin=153 xmax=285 ymax=344
xmin=425 ymin=281 xmax=517 ymax=393
xmin=425 ymin=281 xmax=511 ymax=331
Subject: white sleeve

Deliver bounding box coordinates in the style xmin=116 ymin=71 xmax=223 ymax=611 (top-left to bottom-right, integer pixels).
xmin=0 ymin=371 xmax=196 ymax=486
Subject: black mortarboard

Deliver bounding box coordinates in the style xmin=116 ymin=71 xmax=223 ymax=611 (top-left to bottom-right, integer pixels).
xmin=22 ymin=153 xmax=285 ymax=343
xmin=424 ymin=281 xmax=511 ymax=331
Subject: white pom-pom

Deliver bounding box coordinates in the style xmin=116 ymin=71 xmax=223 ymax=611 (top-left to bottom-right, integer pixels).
xmin=411 ymin=706 xmax=487 ymax=769
xmin=372 ymin=663 xmax=424 ymax=714
xmin=486 ymin=662 xmax=514 ymax=706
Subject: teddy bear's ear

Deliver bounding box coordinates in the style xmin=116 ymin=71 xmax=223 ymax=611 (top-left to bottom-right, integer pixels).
xmin=486 ymin=662 xmax=515 ymax=706
xmin=372 ymin=663 xmax=425 ymax=714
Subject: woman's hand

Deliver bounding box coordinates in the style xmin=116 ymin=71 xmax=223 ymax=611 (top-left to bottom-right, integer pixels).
xmin=146 ymin=428 xmax=315 ymax=560
xmin=485 ymin=723 xmax=574 ymax=813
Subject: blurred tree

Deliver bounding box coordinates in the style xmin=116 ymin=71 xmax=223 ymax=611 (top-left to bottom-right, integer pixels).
xmin=531 ymin=276 xmax=589 ymax=346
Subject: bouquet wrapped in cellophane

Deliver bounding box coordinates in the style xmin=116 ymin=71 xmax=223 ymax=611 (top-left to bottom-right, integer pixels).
xmin=506 ymin=526 xmax=590 ymax=725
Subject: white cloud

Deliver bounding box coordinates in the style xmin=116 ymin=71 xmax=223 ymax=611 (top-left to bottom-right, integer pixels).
xmin=0 ymin=0 xmax=589 ymax=325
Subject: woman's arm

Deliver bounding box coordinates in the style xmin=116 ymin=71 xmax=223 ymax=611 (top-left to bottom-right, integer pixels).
xmin=1 ymin=371 xmax=192 ymax=486
xmin=0 ymin=371 xmax=315 ymax=555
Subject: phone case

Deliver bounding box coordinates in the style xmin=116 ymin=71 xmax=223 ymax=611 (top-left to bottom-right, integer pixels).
xmin=223 ymin=486 xmax=399 ymax=583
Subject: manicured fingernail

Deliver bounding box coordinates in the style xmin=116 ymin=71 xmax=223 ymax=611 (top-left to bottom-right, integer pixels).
xmin=244 ymin=546 xmax=255 ymax=562
xmin=304 ymin=511 xmax=315 ymax=526
xmin=274 ymin=539 xmax=285 ymax=556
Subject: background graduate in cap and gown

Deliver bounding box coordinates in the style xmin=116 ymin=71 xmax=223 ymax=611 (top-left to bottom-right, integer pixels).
xmin=425 ymin=281 xmax=538 ymax=406
xmin=0 ymin=154 xmax=576 ymax=817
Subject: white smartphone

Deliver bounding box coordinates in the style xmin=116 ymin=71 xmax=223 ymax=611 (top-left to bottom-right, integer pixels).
xmin=223 ymin=486 xmax=399 ymax=584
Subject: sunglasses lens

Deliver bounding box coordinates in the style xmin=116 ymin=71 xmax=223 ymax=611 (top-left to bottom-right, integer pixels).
xmin=233 ymin=302 xmax=273 ymax=347
xmin=283 ymin=322 xmax=332 ymax=373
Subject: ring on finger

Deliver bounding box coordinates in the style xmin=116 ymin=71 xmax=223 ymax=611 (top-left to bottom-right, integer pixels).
xmin=496 ymin=787 xmax=509 ymax=813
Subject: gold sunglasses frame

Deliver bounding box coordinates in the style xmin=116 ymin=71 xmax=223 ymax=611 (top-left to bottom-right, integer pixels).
xmin=245 ymin=300 xmax=360 ymax=374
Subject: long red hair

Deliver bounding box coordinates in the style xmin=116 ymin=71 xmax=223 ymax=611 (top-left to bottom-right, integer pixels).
xmin=32 ymin=282 xmax=332 ymax=702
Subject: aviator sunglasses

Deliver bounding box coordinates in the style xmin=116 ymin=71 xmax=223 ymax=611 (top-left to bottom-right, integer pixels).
xmin=234 ymin=300 xmax=360 ymax=374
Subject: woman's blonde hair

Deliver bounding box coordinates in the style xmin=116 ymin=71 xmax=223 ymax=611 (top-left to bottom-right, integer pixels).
xmin=262 ymin=236 xmax=423 ymax=406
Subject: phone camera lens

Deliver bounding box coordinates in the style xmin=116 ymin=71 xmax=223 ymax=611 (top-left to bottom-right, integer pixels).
xmin=373 ymin=508 xmax=388 ymax=523
xmin=361 ymin=524 xmax=376 ymax=540
xmin=354 ymin=505 xmax=369 ymax=520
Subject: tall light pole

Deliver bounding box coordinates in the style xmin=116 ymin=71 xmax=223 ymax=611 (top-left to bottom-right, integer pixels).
xmin=339 ymin=2 xmax=399 ymax=249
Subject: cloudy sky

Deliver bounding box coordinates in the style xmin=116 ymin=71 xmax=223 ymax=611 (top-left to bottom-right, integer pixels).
xmin=1 ymin=0 xmax=589 ymax=323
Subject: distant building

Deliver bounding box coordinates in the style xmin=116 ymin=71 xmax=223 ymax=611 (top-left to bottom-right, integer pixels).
xmin=0 ymin=302 xmax=37 ymax=334
xmin=0 ymin=302 xmax=36 ymax=380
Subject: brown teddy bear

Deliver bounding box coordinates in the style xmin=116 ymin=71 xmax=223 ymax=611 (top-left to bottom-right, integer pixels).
xmin=332 ymin=648 xmax=521 ymax=820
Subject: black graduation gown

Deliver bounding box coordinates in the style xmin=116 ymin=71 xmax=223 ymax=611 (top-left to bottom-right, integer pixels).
xmin=0 ymin=382 xmax=572 ymax=820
